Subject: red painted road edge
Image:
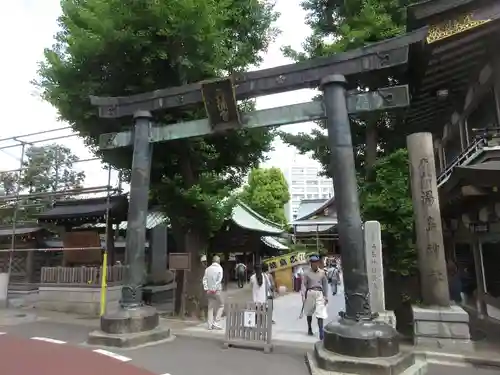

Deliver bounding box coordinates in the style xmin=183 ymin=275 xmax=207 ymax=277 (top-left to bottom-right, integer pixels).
xmin=0 ymin=334 xmax=155 ymax=375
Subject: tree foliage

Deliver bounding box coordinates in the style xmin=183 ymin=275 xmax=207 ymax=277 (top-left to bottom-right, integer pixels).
xmin=359 ymin=149 xmax=416 ymax=276
xmin=0 ymin=144 xmax=85 ymax=224
xmin=239 ymin=167 xmax=290 ymax=225
xmin=278 ymin=0 xmax=419 ymax=276
xmin=34 ymin=0 xmax=279 ymax=315
xmin=21 ymin=144 xmax=85 ymax=194
xmin=280 ymin=0 xmax=418 ymax=172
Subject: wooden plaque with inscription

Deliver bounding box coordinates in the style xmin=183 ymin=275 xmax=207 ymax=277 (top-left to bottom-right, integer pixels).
xmin=168 ymin=253 xmax=191 ymax=271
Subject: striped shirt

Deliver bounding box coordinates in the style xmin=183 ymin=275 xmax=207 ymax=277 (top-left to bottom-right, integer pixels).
xmin=203 ymin=263 xmax=223 ymax=292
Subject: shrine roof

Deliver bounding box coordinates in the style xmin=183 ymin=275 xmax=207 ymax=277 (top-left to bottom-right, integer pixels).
xmin=37 ymin=195 xmax=128 ymax=224
xmin=79 ymin=209 xmax=168 ymax=231
xmin=261 ymin=236 xmax=289 ymax=250
xmin=405 ymin=0 xmax=500 ymax=130
xmin=231 ymin=201 xmax=284 ymax=235
xmin=0 ymin=226 xmax=41 ymax=237
xmin=442 ymin=161 xmax=500 ymax=193
xmin=294 ymin=197 xmax=336 ymax=223
xmin=407 ymin=0 xmax=481 ymax=31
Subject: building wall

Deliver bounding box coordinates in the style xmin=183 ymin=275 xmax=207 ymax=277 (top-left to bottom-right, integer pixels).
xmin=281 ymin=152 xmax=334 ymax=222
xmin=435 ymin=56 xmax=500 ymax=322
xmin=434 ymin=59 xmax=499 ymax=174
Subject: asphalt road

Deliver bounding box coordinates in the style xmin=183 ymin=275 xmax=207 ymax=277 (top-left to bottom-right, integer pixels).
xmin=0 ymin=320 xmax=308 ymax=375
xmin=1 ymin=319 xmax=500 ymax=375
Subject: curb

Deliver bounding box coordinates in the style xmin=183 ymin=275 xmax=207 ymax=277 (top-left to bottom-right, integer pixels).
xmin=172 ymin=329 xmax=313 ymax=354
xmin=414 ymin=350 xmax=500 ymax=369
xmin=173 ymin=329 xmax=500 ymax=369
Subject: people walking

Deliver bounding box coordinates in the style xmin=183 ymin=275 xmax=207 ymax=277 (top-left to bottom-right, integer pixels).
xmin=200 ymin=254 xmax=207 ymax=268
xmin=235 ymin=261 xmax=247 ymax=288
xmin=447 ymin=260 xmax=463 ymax=305
xmin=327 ymin=262 xmax=340 ymax=296
xmin=250 ymin=264 xmax=268 ymax=304
xmin=263 ymin=263 xmax=276 ymax=324
xmin=202 ymin=255 xmax=224 ymax=330
xmin=302 ymin=254 xmax=328 ymax=339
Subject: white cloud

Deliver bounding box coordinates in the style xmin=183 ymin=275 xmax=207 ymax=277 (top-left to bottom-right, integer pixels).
xmin=0 ymin=0 xmax=318 ymax=190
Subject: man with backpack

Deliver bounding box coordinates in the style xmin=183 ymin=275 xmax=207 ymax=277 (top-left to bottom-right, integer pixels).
xmin=327 ymin=262 xmax=340 ymax=296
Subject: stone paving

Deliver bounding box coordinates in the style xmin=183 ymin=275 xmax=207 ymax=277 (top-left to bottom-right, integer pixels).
xmin=183 ymin=284 xmax=345 ymax=344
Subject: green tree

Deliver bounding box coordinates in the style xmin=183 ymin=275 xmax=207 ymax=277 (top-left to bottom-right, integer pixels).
xmin=239 ymin=167 xmax=290 ymax=225
xmin=359 ymin=149 xmax=416 ymax=276
xmin=0 ymin=144 xmax=86 ymax=225
xmin=34 ymin=0 xmax=279 ymax=315
xmin=21 ymin=144 xmax=85 ymax=194
xmin=280 ymin=0 xmax=418 ymax=172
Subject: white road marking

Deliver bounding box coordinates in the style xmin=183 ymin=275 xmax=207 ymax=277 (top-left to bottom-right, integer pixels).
xmin=0 ymin=332 xmax=6 ymax=335
xmin=30 ymin=337 xmax=66 ymax=344
xmin=93 ymin=349 xmax=132 ymax=362
xmin=160 ymin=373 xmax=172 ymax=375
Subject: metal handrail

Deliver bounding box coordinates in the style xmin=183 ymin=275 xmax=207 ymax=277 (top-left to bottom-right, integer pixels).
xmin=437 ymin=137 xmax=488 ymax=187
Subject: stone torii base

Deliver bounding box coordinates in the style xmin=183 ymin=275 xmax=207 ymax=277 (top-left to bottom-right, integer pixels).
xmin=305 ymin=318 xmax=428 ymax=375
xmin=87 ymin=305 xmax=172 ymax=348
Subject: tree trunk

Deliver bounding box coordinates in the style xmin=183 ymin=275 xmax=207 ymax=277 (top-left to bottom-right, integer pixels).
xmin=170 ymin=218 xmax=185 ymax=315
xmin=183 ymin=229 xmax=209 ymax=317
xmin=365 ymin=120 xmax=378 ymax=171
xmin=170 ymin=145 xmax=208 ymax=318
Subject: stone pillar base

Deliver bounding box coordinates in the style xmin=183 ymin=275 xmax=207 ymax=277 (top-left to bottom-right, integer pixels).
xmin=412 ymin=305 xmax=472 ymax=351
xmin=374 ymin=310 xmax=397 ymax=329
xmin=307 ymin=342 xmax=428 ymax=375
xmin=87 ymin=305 xmax=172 ymax=348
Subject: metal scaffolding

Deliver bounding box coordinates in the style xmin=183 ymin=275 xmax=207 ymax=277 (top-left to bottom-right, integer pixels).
xmin=0 ymin=128 xmax=123 ymax=289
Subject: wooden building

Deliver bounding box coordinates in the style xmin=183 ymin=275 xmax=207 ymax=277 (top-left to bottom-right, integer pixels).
xmin=405 ymin=0 xmax=500 ymax=322
xmin=0 ymin=225 xmax=57 ymax=289
xmin=37 ymin=195 xmax=128 ymax=266
xmin=291 ymin=198 xmax=338 ymax=254
xmin=211 ymin=201 xmax=287 ymax=281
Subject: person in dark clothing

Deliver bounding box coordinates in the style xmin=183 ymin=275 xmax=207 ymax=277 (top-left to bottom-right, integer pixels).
xmin=447 ymin=261 xmax=463 ymax=304
xmin=235 ymin=262 xmax=247 ymax=288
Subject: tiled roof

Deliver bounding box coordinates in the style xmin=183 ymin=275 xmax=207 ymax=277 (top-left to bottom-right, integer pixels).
xmin=261 ymin=236 xmax=288 ymax=250
xmin=232 ymin=202 xmax=284 ymax=235
xmin=0 ymin=227 xmax=41 ymax=237
xmin=295 ymin=199 xmax=328 ymax=221
xmin=37 ymin=195 xmax=128 ymax=222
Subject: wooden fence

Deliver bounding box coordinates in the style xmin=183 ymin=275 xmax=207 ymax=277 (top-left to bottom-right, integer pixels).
xmin=40 ymin=265 xmax=127 ymax=286
xmin=224 ymin=301 xmax=273 ymax=353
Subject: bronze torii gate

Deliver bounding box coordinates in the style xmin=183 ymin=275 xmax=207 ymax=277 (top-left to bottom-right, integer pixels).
xmin=89 ymin=28 xmax=426 ymax=361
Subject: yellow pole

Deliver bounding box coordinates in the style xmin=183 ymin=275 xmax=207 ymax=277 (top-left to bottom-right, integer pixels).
xmin=100 ymin=251 xmax=108 ymax=317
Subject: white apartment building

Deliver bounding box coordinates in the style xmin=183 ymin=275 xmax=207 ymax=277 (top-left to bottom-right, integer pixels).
xmin=282 ymin=153 xmax=334 ymax=222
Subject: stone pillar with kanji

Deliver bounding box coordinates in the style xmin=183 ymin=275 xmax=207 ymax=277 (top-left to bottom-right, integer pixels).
xmin=407 ymin=132 xmax=471 ymax=350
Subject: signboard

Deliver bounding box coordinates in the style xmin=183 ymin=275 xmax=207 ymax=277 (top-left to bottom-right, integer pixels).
xmin=363 ymin=221 xmax=385 ymax=313
xmin=201 ymin=78 xmax=240 ymax=131
xmin=263 ymin=251 xmax=307 ymax=272
xmin=243 ymin=311 xmax=256 ymax=328
xmin=469 ymin=222 xmax=489 ymax=233
xmin=168 ymin=253 xmax=191 ymax=271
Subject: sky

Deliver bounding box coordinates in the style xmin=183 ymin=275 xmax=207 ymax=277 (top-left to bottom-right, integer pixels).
xmin=0 ymin=0 xmax=320 ymax=192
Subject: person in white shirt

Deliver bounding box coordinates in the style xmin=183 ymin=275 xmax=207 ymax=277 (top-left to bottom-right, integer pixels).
xmin=250 ymin=264 xmax=276 ymax=324
xmin=250 ymin=264 xmax=268 ymax=304
xmin=202 ymin=255 xmax=224 ymax=330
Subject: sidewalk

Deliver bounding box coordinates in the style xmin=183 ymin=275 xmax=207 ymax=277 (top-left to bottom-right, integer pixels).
xmin=181 ymin=289 xmax=345 ymax=347
xmin=4 ymin=290 xmax=500 ymax=369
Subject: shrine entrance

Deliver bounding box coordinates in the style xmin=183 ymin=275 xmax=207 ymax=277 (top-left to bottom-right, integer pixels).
xmin=89 ymin=28 xmax=427 ymax=361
